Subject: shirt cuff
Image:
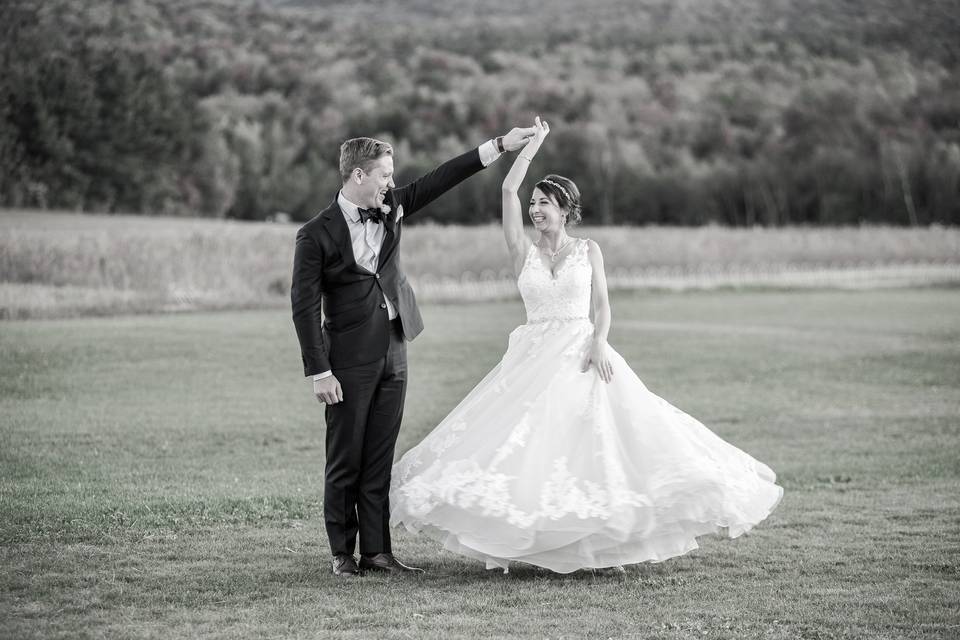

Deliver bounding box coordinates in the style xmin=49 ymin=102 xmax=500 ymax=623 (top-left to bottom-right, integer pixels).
xmin=312 ymin=371 xmax=333 ymax=381
xmin=478 ymin=139 xmax=502 ymax=167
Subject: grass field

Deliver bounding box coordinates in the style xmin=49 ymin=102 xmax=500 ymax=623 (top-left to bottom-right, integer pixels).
xmin=3 ymin=209 xmax=959 ymax=318
xmin=2 ymin=289 xmax=959 ymax=639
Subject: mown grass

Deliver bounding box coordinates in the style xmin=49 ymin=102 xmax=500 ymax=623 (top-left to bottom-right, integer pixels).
xmin=2 ymin=289 xmax=959 ymax=639
xmin=2 ymin=208 xmax=959 ymax=318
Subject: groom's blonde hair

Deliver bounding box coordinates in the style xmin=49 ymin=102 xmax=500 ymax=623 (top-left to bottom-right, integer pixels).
xmin=339 ymin=137 xmax=394 ymax=183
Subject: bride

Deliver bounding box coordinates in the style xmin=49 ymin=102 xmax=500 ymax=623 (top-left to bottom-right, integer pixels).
xmin=390 ymin=117 xmax=783 ymax=573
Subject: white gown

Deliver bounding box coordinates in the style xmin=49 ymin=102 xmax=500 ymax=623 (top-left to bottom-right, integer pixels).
xmin=390 ymin=238 xmax=783 ymax=573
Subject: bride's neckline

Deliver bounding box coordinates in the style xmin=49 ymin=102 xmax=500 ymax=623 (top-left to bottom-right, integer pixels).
xmin=529 ymin=237 xmax=582 ymax=279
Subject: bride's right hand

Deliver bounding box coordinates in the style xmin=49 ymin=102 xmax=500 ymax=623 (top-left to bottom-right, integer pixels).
xmin=522 ymin=116 xmax=550 ymax=156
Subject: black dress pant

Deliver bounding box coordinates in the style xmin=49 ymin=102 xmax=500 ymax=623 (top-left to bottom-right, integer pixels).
xmin=323 ymin=319 xmax=407 ymax=556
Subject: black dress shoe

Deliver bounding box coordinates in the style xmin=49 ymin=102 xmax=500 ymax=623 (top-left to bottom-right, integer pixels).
xmin=358 ymin=553 xmax=425 ymax=574
xmin=331 ymin=554 xmax=360 ymax=577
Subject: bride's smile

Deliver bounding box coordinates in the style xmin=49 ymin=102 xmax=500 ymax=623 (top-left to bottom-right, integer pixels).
xmin=528 ymin=188 xmax=563 ymax=230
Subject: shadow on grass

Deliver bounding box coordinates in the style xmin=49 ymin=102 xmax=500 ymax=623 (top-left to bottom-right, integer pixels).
xmin=256 ymin=542 xmax=719 ymax=591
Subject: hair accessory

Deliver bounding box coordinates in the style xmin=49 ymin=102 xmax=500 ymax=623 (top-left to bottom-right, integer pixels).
xmin=540 ymin=179 xmax=573 ymax=203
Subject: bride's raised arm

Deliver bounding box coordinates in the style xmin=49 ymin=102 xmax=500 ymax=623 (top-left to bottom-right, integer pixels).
xmin=502 ymin=117 xmax=549 ymax=276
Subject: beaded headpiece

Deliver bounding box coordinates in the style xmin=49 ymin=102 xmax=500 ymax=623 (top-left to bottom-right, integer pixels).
xmin=539 ymin=179 xmax=573 ymax=204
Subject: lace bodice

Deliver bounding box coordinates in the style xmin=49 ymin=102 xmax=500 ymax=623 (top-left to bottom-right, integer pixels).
xmin=517 ymin=238 xmax=592 ymax=323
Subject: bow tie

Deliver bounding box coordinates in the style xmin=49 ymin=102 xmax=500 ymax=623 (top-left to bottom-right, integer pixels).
xmin=357 ymin=207 xmax=384 ymax=225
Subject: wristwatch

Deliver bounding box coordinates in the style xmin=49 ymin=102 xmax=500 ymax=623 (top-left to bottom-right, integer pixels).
xmin=496 ymin=136 xmax=505 ymax=154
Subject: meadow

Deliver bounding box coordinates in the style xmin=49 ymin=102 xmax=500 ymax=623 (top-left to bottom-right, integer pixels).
xmin=2 ymin=209 xmax=959 ymax=318
xmin=2 ymin=288 xmax=958 ymax=639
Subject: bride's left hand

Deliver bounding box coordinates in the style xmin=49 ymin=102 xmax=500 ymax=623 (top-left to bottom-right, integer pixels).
xmin=581 ymin=340 xmax=613 ymax=383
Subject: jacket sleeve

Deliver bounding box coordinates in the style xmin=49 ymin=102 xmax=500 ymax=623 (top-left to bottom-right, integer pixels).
xmin=291 ymin=228 xmax=330 ymax=376
xmin=391 ymin=147 xmax=484 ymax=219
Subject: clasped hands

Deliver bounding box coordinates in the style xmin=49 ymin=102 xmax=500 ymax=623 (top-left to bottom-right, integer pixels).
xmin=500 ymin=121 xmax=542 ymax=152
xmin=504 ymin=116 xmax=550 ymax=156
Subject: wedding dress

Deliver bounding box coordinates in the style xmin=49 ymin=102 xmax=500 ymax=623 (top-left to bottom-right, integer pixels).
xmin=390 ymin=238 xmax=783 ymax=573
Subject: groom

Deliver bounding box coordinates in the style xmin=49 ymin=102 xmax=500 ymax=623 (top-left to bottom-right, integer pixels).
xmin=292 ymin=126 xmax=534 ymax=577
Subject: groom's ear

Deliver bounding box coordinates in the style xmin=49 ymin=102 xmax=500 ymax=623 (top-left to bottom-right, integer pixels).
xmin=352 ymin=168 xmax=364 ymax=184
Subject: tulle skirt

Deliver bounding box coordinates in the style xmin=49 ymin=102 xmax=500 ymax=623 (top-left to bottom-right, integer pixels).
xmin=390 ymin=318 xmax=783 ymax=573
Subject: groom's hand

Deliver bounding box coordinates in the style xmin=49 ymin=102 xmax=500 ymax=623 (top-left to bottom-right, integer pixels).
xmin=314 ymin=375 xmax=343 ymax=404
xmin=501 ymin=125 xmax=538 ymax=152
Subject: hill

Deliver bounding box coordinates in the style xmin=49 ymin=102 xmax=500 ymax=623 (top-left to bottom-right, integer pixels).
xmin=1 ymin=0 xmax=958 ymax=224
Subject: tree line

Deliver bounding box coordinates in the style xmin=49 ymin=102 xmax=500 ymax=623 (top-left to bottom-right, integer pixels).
xmin=1 ymin=0 xmax=958 ymax=225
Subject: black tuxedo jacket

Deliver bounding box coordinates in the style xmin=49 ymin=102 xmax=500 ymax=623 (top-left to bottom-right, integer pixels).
xmin=291 ymin=147 xmax=485 ymax=376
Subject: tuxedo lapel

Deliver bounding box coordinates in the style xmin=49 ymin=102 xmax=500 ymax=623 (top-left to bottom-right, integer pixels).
xmin=320 ymin=194 xmax=400 ymax=274
xmin=377 ymin=212 xmax=397 ymax=271
xmin=318 ymin=199 xmax=365 ymax=273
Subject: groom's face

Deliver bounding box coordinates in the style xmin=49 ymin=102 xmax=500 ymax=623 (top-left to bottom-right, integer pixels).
xmin=358 ymin=155 xmax=395 ymax=209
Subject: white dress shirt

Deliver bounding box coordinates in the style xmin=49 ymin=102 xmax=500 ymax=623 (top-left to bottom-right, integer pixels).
xmin=337 ymin=190 xmax=398 ymax=318
xmin=314 ymin=139 xmax=503 ymax=381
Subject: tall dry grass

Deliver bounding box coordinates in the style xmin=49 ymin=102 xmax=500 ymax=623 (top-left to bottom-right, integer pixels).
xmin=2 ymin=209 xmax=958 ymax=318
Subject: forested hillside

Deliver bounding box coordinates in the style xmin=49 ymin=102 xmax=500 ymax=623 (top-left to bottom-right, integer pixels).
xmin=2 ymin=0 xmax=959 ymax=225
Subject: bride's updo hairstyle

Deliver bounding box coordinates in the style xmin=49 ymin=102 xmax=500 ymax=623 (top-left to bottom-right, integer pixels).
xmin=535 ymin=174 xmax=582 ymax=225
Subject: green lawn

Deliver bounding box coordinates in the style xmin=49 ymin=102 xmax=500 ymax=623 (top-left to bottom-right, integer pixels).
xmin=2 ymin=289 xmax=958 ymax=639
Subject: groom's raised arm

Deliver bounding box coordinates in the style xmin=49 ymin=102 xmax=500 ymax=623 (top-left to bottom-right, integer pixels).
xmin=392 ymin=127 xmax=535 ymax=219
